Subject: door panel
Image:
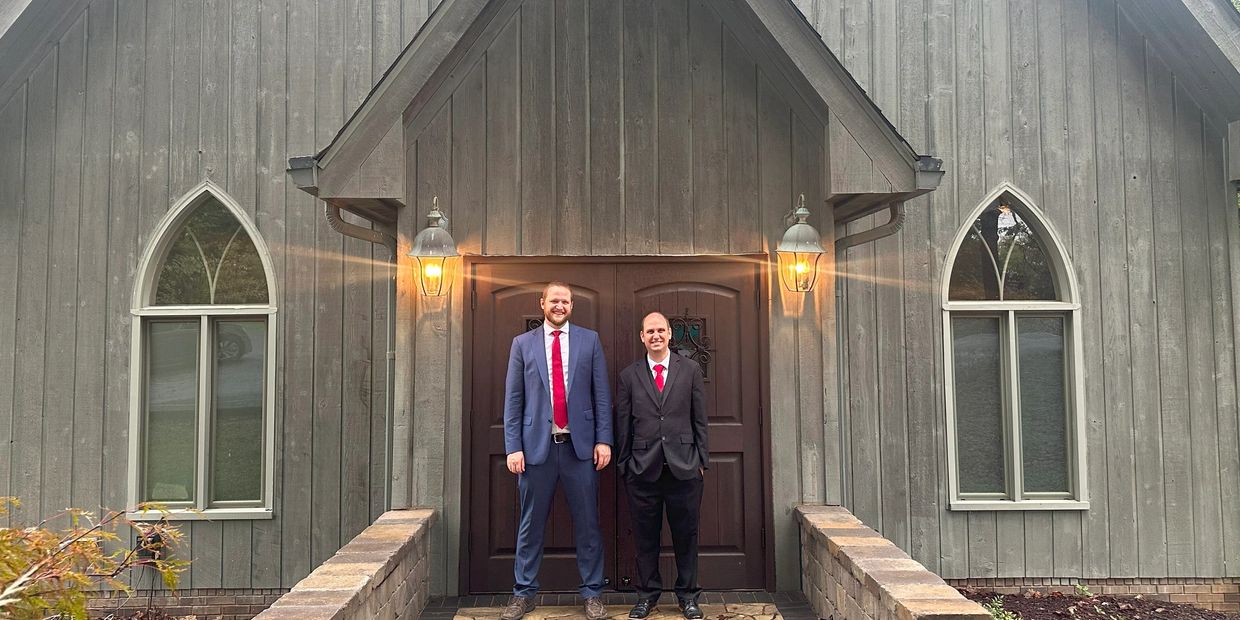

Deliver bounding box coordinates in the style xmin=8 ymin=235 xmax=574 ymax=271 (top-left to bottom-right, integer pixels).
xmin=467 ymin=260 xmax=765 ymax=593
xmin=614 ymin=263 xmax=765 ymax=590
xmin=469 ymin=263 xmax=619 ymax=593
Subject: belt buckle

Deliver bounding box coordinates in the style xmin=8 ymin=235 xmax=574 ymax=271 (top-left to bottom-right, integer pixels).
xmin=553 ymin=433 xmax=569 ymax=444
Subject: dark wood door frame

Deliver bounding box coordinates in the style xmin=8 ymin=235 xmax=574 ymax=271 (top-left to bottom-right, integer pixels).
xmin=459 ymin=255 xmax=775 ymax=593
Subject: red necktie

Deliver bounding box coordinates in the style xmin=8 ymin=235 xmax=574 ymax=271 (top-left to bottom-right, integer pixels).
xmin=551 ymin=330 xmax=568 ymax=428
xmin=654 ymin=364 xmax=665 ymax=392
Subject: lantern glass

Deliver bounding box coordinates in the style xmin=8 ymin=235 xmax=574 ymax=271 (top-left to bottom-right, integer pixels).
xmin=778 ymin=250 xmax=821 ymax=292
xmin=414 ymin=255 xmax=458 ymax=296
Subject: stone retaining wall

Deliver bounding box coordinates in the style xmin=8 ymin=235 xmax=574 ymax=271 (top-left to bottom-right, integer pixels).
xmin=252 ymin=508 xmax=436 ymax=620
xmin=796 ymin=505 xmax=989 ymax=620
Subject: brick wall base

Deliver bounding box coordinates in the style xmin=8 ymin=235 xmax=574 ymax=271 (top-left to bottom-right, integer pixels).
xmin=947 ymin=578 xmax=1240 ymax=612
xmin=87 ymin=587 xmax=290 ymax=620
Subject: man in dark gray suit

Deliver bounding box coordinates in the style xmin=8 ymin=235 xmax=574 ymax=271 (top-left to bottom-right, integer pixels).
xmin=615 ymin=311 xmax=709 ymax=620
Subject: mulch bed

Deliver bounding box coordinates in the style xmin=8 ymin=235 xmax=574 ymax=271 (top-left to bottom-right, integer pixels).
xmin=959 ymin=588 xmax=1238 ymax=620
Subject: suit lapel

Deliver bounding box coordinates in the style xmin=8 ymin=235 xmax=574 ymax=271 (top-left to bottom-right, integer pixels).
xmin=662 ymin=353 xmax=685 ymax=403
xmin=567 ymin=326 xmax=584 ymax=392
xmin=531 ymin=328 xmax=550 ymax=393
xmin=637 ymin=358 xmax=661 ymax=406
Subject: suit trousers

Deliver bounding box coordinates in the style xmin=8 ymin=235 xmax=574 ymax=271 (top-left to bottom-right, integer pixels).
xmin=624 ymin=467 xmax=704 ymax=601
xmin=514 ymin=440 xmax=604 ymax=598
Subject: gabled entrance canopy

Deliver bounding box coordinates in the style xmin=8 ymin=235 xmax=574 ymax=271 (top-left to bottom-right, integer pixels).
xmin=288 ymin=0 xmax=942 ymax=228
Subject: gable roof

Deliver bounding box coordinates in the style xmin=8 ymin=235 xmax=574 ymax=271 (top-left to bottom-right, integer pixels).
xmin=0 ymin=0 xmax=91 ymax=104
xmin=1124 ymin=0 xmax=1240 ymax=128
xmin=289 ymin=0 xmax=944 ymax=222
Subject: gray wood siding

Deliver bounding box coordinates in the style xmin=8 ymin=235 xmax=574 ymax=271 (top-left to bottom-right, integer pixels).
xmin=394 ymin=0 xmax=830 ymax=591
xmin=3 ymin=0 xmax=1240 ymax=593
xmin=0 ymin=0 xmax=432 ymax=589
xmin=800 ymin=0 xmax=1240 ymax=579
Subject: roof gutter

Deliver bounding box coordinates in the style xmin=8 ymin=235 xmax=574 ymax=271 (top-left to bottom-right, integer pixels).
xmin=288 ymin=155 xmax=398 ymax=254
xmin=834 ymin=202 xmax=906 ymax=253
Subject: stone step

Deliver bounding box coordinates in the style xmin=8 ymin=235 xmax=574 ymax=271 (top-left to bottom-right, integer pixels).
xmin=452 ymin=602 xmax=782 ymax=620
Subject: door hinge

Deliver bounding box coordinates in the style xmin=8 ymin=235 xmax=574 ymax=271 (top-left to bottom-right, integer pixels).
xmin=761 ymin=527 xmax=767 ymax=549
xmin=471 ymin=288 xmax=477 ymax=310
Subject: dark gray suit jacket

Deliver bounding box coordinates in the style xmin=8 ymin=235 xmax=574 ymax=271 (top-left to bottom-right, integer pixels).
xmin=615 ymin=352 xmax=710 ymax=482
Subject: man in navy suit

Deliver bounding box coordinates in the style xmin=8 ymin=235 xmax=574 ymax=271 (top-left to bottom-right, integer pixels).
xmin=501 ymin=281 xmax=613 ymax=620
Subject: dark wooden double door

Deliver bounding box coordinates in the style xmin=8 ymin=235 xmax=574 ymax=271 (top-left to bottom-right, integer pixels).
xmin=466 ymin=260 xmax=770 ymax=593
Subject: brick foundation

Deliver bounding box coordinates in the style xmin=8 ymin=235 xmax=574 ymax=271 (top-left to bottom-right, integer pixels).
xmin=87 ymin=508 xmax=435 ymax=620
xmin=948 ymin=577 xmax=1240 ymax=612
xmin=87 ymin=588 xmax=289 ymax=620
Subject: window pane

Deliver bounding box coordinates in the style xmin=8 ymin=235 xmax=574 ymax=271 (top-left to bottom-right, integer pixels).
xmin=155 ymin=197 xmax=269 ymax=305
xmin=1000 ymin=207 xmax=1057 ymax=301
xmin=948 ymin=195 xmax=1059 ymax=301
xmin=948 ymin=229 xmax=1001 ymax=300
xmin=144 ymin=322 xmax=199 ymax=503
xmin=211 ymin=320 xmax=266 ymax=503
xmin=952 ymin=316 xmax=1007 ymax=494
xmin=1019 ymin=317 xmax=1070 ymax=493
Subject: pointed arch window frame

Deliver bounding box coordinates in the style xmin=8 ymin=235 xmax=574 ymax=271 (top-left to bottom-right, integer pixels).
xmin=126 ymin=181 xmax=278 ymax=521
xmin=940 ymin=183 xmax=1089 ymax=511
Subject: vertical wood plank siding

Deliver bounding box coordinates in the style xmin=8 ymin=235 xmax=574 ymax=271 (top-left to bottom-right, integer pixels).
xmin=1 ymin=0 xmax=1238 ymax=592
xmin=0 ymin=0 xmax=425 ymax=589
xmin=793 ymin=0 xmax=1240 ymax=579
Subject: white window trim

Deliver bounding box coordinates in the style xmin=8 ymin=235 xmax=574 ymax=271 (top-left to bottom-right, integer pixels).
xmin=941 ymin=182 xmax=1089 ymax=511
xmin=127 ymin=181 xmax=278 ymax=521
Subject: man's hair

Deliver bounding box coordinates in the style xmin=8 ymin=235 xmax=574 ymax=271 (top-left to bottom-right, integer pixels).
xmin=641 ymin=311 xmax=670 ymax=332
xmin=541 ymin=281 xmax=573 ymax=300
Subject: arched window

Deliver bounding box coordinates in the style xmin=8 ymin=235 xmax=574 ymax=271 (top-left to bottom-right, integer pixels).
xmin=942 ymin=184 xmax=1088 ymax=510
xmin=127 ymin=182 xmax=276 ymax=519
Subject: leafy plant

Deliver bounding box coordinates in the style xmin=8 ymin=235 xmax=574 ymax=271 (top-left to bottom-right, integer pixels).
xmin=983 ymin=595 xmax=1020 ymax=620
xmin=1073 ymin=583 xmax=1093 ymax=598
xmin=0 ymin=499 xmax=188 ymax=619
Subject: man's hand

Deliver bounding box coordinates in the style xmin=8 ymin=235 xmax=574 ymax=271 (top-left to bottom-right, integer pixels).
xmin=507 ymin=451 xmax=526 ymax=474
xmin=593 ymin=444 xmax=612 ymax=471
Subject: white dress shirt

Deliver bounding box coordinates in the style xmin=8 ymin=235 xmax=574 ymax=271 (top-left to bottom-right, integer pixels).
xmin=647 ymin=353 xmax=671 ymax=385
xmin=544 ymin=321 xmax=571 ymax=432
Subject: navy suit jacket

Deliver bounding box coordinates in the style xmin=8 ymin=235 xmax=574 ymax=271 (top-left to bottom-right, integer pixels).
xmin=503 ymin=324 xmax=613 ymax=465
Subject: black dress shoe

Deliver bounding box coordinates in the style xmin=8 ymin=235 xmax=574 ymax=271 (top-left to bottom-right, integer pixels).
xmin=629 ymin=598 xmax=657 ymax=619
xmin=678 ymin=598 xmax=703 ymax=620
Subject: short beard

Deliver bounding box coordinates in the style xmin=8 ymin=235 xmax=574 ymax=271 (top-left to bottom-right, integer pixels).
xmin=544 ymin=313 xmax=568 ymax=327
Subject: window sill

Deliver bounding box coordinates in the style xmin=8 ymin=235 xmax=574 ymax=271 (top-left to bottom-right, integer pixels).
xmin=127 ymin=507 xmax=273 ymax=521
xmin=949 ymin=500 xmax=1089 ymax=512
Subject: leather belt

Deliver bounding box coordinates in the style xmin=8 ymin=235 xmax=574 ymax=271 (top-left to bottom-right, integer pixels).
xmin=552 ymin=433 xmax=571 ymax=444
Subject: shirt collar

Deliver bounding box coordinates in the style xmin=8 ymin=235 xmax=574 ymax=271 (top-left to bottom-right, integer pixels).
xmin=543 ymin=321 xmax=570 ymax=336
xmin=647 ymin=353 xmax=671 ymax=373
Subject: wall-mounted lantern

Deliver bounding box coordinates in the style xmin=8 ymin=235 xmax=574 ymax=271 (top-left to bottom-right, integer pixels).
xmin=408 ymin=197 xmax=459 ymax=296
xmin=776 ymin=194 xmax=826 ymax=293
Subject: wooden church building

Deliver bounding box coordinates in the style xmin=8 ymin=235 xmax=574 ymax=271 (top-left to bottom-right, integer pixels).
xmin=3 ymin=0 xmax=1240 ymax=609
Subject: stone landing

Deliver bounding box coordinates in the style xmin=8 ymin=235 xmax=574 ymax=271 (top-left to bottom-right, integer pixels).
xmin=452 ymin=602 xmax=780 ymax=620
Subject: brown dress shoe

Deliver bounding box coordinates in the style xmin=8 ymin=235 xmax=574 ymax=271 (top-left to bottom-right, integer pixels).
xmin=500 ymin=595 xmax=536 ymax=620
xmin=585 ymin=595 xmax=608 ymax=620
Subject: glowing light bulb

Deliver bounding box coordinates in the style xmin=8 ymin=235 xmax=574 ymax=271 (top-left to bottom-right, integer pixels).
xmin=795 ymin=261 xmax=808 ymax=274
xmin=424 ymin=263 xmax=443 ymax=278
